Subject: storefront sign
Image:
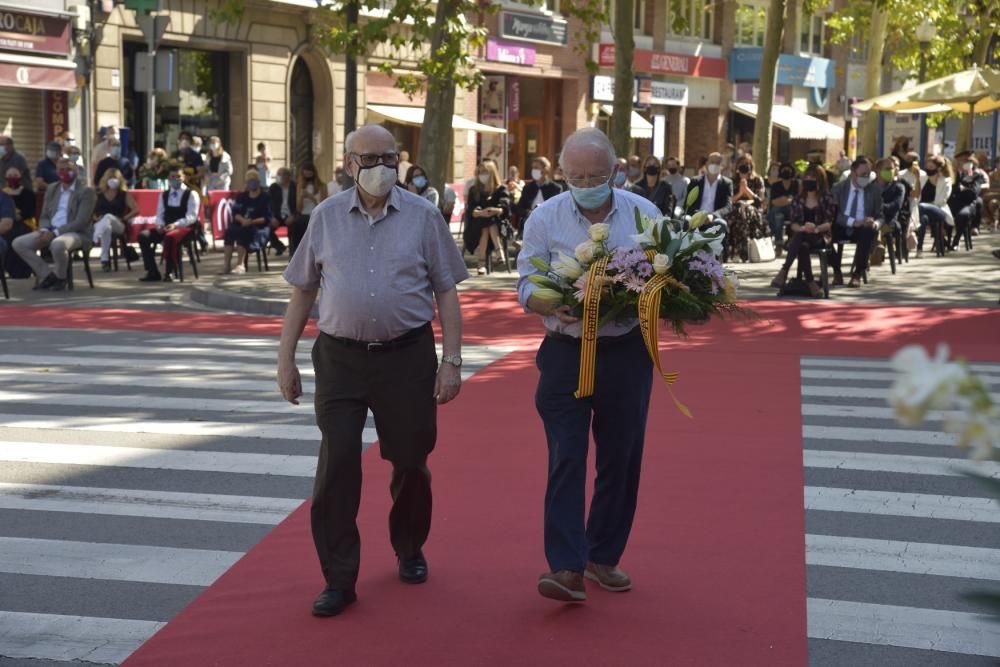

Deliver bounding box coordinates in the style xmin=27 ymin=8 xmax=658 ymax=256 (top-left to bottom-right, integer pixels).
xmin=508 ymin=78 xmax=520 ymax=121
xmin=598 ymin=44 xmax=727 ymax=80
xmin=734 ymin=83 xmax=785 ymax=105
xmin=486 ymin=38 xmax=536 ymax=66
xmin=591 ymin=75 xmax=639 ymax=104
xmin=649 ymin=81 xmax=688 ymax=106
xmin=728 ymin=48 xmax=833 ymax=89
xmin=480 ymin=74 xmax=507 ymax=177
xmin=500 ymin=10 xmax=567 ymax=45
xmin=46 ymin=90 xmax=68 ymax=140
xmin=0 ymin=9 xmax=71 ymax=56
xmin=0 ymin=63 xmax=75 ymax=91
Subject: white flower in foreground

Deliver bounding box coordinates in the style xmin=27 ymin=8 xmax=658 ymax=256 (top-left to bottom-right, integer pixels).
xmin=630 ymin=219 xmax=659 ymax=247
xmin=652 ymin=254 xmax=671 ymax=275
xmin=551 ymin=252 xmax=584 ymax=280
xmin=944 ymin=413 xmax=1000 ymax=461
xmin=574 ymin=240 xmax=599 ymax=265
xmin=689 ymin=210 xmax=710 ymax=230
xmin=589 ymin=223 xmax=610 ymax=242
xmin=888 ymin=344 xmax=968 ymax=426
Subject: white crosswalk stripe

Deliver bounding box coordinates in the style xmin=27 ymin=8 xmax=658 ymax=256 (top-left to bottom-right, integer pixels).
xmin=0 ymin=327 xmax=515 ymax=664
xmin=801 ymin=355 xmax=1000 ymax=663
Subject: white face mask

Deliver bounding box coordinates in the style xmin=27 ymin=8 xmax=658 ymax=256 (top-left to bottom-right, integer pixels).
xmin=209 ymin=143 xmax=220 ymax=151
xmin=107 ymin=178 xmax=120 ymax=189
xmin=531 ymin=168 xmax=543 ymax=181
xmin=478 ymin=174 xmax=490 ymax=185
xmin=963 ymin=162 xmax=975 ymax=173
xmin=855 ymin=173 xmax=872 ymax=187
xmin=706 ymin=163 xmax=721 ymax=176
xmin=356 ymin=164 xmax=397 ymax=198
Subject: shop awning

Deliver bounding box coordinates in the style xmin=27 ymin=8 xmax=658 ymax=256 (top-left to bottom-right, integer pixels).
xmin=728 ymin=102 xmax=843 ymax=140
xmin=599 ymin=105 xmax=654 ymax=139
xmin=366 ymin=103 xmax=507 ymax=134
xmin=0 ymin=54 xmax=76 ymax=91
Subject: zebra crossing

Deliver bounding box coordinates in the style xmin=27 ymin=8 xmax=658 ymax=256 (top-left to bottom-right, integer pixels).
xmin=0 ymin=326 xmax=514 ymax=665
xmin=801 ymin=355 xmax=1000 ymax=665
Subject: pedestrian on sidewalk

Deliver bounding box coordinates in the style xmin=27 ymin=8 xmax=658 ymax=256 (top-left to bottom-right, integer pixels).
xmin=516 ymin=127 xmax=660 ymax=603
xmin=277 ymin=124 xmax=468 ymax=618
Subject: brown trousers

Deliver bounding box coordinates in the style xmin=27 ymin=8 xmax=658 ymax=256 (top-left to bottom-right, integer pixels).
xmin=310 ymin=324 xmax=438 ymax=590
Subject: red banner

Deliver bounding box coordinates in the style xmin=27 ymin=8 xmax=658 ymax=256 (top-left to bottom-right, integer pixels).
xmin=45 ymin=90 xmax=68 ymax=142
xmin=598 ymin=44 xmax=727 ymax=79
xmin=0 ymin=63 xmax=76 ymax=91
xmin=0 ymin=9 xmax=71 ymax=56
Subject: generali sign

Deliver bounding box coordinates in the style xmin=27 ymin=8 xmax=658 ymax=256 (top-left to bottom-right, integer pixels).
xmin=0 ymin=8 xmax=71 ymax=56
xmin=598 ymin=44 xmax=726 ymax=80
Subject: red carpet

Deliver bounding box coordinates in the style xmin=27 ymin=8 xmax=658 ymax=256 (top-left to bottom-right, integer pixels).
xmin=6 ymin=295 xmax=999 ymax=665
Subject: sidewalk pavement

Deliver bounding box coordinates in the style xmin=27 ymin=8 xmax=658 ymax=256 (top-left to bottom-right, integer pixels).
xmin=2 ymin=231 xmax=997 ymax=315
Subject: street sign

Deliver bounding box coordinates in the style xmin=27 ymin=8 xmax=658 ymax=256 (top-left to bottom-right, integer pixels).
xmin=136 ymin=14 xmax=169 ymax=51
xmin=125 ymin=0 xmax=161 ymax=14
xmin=133 ymin=50 xmax=174 ymax=93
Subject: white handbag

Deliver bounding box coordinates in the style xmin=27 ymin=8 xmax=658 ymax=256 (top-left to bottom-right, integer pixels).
xmin=748 ymin=236 xmax=776 ymax=263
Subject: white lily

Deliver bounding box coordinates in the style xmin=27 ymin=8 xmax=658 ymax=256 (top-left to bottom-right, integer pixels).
xmin=630 ymin=219 xmax=660 ymax=247
xmin=888 ymin=344 xmax=968 ymax=425
xmin=551 ymin=252 xmax=585 ymax=280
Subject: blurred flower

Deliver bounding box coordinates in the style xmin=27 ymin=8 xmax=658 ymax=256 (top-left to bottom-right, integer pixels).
xmin=889 ymin=344 xmax=967 ymax=426
xmin=652 ymin=253 xmax=671 ymax=275
xmin=552 ymin=252 xmax=584 ymax=280
xmin=532 ymin=288 xmax=564 ymax=306
xmin=575 ymin=240 xmax=599 ymax=264
xmin=689 ymin=211 xmax=710 ymax=230
xmin=589 ymin=223 xmax=610 ymax=242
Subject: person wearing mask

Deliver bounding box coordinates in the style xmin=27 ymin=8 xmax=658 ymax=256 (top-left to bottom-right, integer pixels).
xmin=405 ymin=164 xmax=440 ymax=208
xmin=206 ymin=137 xmax=233 ymax=192
xmin=89 ymin=126 xmax=117 ymax=182
xmin=630 ymin=155 xmax=673 ymax=215
xmin=830 ymin=157 xmax=881 ymax=287
xmin=138 ymin=164 xmax=200 ymax=283
xmin=268 ymin=167 xmax=296 ymax=256
xmin=898 ymin=152 xmax=926 ymax=234
xmin=662 ymin=157 xmax=688 ymax=215
xmin=327 ymin=166 xmax=350 ymax=196
xmin=551 ymin=166 xmax=569 ymax=192
xmin=915 ymin=155 xmax=954 ymax=257
xmin=35 ymin=141 xmax=63 ymax=190
xmin=770 ymin=164 xmax=835 ymax=298
xmin=173 ymin=131 xmax=204 ymax=172
xmin=92 ymin=168 xmax=139 ymax=271
xmin=875 ymin=158 xmax=907 ymax=264
xmin=726 ymin=155 xmax=767 ymax=262
xmin=65 ymin=144 xmax=84 ymax=176
xmin=139 ymin=149 xmax=170 ymax=190
xmin=222 ymin=170 xmax=272 ymax=274
xmin=515 ymin=157 xmax=562 ymax=223
xmin=506 ymin=165 xmax=524 ymax=204
xmin=766 ymin=163 xmax=798 ymax=254
xmin=685 ymin=152 xmax=733 ymax=238
xmin=12 ymin=157 xmax=96 ymax=291
xmin=255 ymin=142 xmax=272 ymax=187
xmin=191 ymin=135 xmax=205 ymax=157
xmin=807 ymin=150 xmax=838 ymax=188
xmin=949 ymin=154 xmax=987 ymax=250
xmin=4 ymin=166 xmax=36 ymax=226
xmin=397 ymin=150 xmax=413 ymax=183
xmin=288 ymin=162 xmax=327 ymax=255
xmin=626 ymin=155 xmax=642 ymax=185
xmin=612 ymin=157 xmax=631 ymax=190
xmin=1 ymin=170 xmax=34 ymax=279
xmin=0 ymin=135 xmax=31 ymax=185
xmin=94 ymin=136 xmax=124 ymax=186
xmin=0 ymin=189 xmax=14 ymax=273
xmin=463 ymin=160 xmax=511 ymax=274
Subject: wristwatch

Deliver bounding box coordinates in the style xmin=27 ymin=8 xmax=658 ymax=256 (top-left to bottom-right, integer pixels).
xmin=441 ymin=354 xmax=463 ymax=368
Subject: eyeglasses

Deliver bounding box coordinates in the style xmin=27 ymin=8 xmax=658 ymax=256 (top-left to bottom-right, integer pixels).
xmin=350 ymin=152 xmax=399 ymax=168
xmin=563 ymin=173 xmax=612 ymax=189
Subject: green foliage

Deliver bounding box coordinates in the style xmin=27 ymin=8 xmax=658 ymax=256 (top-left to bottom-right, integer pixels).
xmin=208 ymin=0 xmax=246 ymax=24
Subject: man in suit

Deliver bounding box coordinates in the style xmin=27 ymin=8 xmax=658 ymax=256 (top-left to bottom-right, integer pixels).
xmin=268 ymin=167 xmax=296 ymax=256
xmin=685 ymin=151 xmax=732 ymax=237
xmin=12 ymin=157 xmax=96 ymax=291
xmin=830 ymin=157 xmax=881 ymax=288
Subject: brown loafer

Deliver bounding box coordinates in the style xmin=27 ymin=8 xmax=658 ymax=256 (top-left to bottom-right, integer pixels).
xmin=584 ymin=562 xmax=632 ymax=592
xmin=538 ymin=570 xmax=586 ymax=602
xmin=831 ymin=275 xmax=844 ymax=286
xmin=769 ymin=269 xmax=788 ymax=289
xmin=807 ymin=281 xmax=824 ymax=299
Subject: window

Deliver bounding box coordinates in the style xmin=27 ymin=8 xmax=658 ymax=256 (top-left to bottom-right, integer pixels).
xmin=735 ymin=1 xmax=767 ymax=47
xmin=501 ymin=0 xmax=558 ymax=14
xmin=848 ymin=29 xmax=868 ymax=63
xmin=667 ymin=0 xmax=713 ymax=40
xmin=800 ymin=12 xmax=825 ymax=55
xmin=607 ymin=0 xmax=647 ymax=33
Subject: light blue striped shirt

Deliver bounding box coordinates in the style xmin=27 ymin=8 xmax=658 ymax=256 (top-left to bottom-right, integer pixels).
xmin=516 ymin=189 xmax=660 ymax=338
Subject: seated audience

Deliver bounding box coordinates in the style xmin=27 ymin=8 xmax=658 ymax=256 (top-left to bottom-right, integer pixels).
xmin=916 ymin=155 xmax=953 ymax=257
xmin=93 ymin=168 xmax=139 ymax=271
xmin=138 ymin=164 xmax=200 ymax=283
xmin=288 ymin=162 xmax=326 ymax=256
xmin=222 ymin=170 xmax=272 ymax=274
xmin=405 ymin=164 xmax=440 ymax=208
xmin=268 ymin=167 xmax=296 ymax=256
xmin=34 ymin=141 xmax=62 ymax=191
xmin=685 ymin=152 xmax=733 ymax=242
xmin=770 ymin=164 xmax=834 ymax=298
xmin=766 ymin=163 xmax=798 ymax=252
xmin=830 ymin=157 xmax=881 ymax=288
xmin=949 ymin=154 xmax=986 ymax=250
xmin=630 ymin=155 xmax=674 ymax=215
xmin=663 ymin=156 xmax=689 ymax=216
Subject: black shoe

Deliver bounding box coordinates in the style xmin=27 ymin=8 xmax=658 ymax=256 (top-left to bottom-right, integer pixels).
xmin=101 ymin=261 xmax=112 ymax=272
xmin=33 ymin=273 xmax=57 ymax=290
xmin=44 ymin=278 xmax=67 ymax=291
xmin=139 ymin=271 xmax=162 ymax=282
xmin=275 ymin=245 xmax=286 ymax=257
xmin=311 ymin=588 xmax=357 ymax=617
xmin=162 ymin=273 xmax=174 ymax=283
xmin=398 ymin=551 xmax=428 ymax=584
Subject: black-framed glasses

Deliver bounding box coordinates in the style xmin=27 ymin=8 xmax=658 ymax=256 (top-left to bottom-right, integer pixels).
xmin=351 ymin=152 xmax=400 ymax=168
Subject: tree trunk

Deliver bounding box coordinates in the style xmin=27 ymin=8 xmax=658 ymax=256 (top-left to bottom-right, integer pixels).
xmin=752 ymin=0 xmax=787 ymax=169
xmin=956 ymin=15 xmax=995 ymax=153
xmin=611 ymin=0 xmax=635 ymax=157
xmin=417 ymin=0 xmax=459 ymax=192
xmin=861 ymin=6 xmax=888 ymax=158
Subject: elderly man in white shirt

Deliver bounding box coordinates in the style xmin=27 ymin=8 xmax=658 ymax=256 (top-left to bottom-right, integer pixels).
xmin=137 ymin=164 xmax=201 ymax=282
xmin=517 ymin=128 xmax=660 ymax=604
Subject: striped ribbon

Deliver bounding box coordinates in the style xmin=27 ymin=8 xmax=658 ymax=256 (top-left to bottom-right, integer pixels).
xmin=573 ymin=255 xmax=610 ymax=399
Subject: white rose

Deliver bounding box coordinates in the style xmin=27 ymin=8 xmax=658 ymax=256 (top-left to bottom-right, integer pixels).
xmin=552 ymin=252 xmax=584 ymax=280
xmin=589 ymin=223 xmax=610 ymax=242
xmin=652 ymin=253 xmax=671 ymax=275
xmin=575 ymin=240 xmax=597 ymax=264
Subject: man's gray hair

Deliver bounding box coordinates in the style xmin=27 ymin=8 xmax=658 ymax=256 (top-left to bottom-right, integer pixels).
xmin=344 ymin=130 xmax=357 ymax=155
xmin=558 ymin=128 xmax=617 ymax=172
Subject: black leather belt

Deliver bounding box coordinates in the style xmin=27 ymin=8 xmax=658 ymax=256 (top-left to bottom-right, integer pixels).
xmin=326 ymin=322 xmax=430 ymax=352
xmin=545 ymin=326 xmax=640 ymax=347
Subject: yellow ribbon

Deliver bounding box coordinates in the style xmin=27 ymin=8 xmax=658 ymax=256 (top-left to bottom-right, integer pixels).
xmin=638 ymin=250 xmax=692 ymax=418
xmin=573 ymin=255 xmax=609 ymax=399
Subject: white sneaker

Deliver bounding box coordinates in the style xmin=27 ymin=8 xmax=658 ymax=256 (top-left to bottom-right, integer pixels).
xmin=232 ymin=264 xmax=246 ymax=274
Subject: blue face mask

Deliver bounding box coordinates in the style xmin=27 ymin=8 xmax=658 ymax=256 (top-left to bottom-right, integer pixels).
xmin=413 ymin=175 xmax=427 ymax=189
xmin=169 ymin=177 xmax=182 ymax=190
xmin=613 ymin=172 xmax=627 ymax=187
xmin=569 ymin=180 xmax=612 ymax=210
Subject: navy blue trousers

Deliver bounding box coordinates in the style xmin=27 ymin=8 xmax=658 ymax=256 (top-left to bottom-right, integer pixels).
xmin=534 ymin=328 xmax=653 ymax=573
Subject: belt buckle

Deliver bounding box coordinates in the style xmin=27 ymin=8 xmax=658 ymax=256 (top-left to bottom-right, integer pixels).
xmin=367 ymin=341 xmax=384 ymax=352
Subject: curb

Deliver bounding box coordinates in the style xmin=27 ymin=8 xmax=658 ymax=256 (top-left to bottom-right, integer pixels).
xmin=189 ymin=281 xmax=320 ymax=318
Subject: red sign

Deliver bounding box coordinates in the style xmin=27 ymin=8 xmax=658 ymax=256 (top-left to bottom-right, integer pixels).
xmin=598 ymin=44 xmax=727 ymax=79
xmin=0 ymin=64 xmax=76 ymax=91
xmin=0 ymin=9 xmax=71 ymax=56
xmin=46 ymin=91 xmax=68 ymax=142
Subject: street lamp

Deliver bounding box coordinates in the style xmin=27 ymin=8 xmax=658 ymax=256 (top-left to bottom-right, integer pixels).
xmin=916 ymin=17 xmax=937 ymax=162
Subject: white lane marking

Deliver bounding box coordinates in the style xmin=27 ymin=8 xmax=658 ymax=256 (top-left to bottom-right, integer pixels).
xmin=62 ymin=343 xmax=517 ymax=360
xmin=0 ymin=389 xmax=309 ymax=415
xmin=0 ymin=536 xmax=241 ymax=586
xmin=0 ymin=367 xmax=311 ymax=393
xmin=0 ymin=353 xmax=312 ymax=376
xmin=0 ymin=482 xmax=303 ymax=524
xmin=147 ymin=335 xmax=315 ymax=347
xmin=803 ymin=425 xmax=955 ymax=446
xmin=801 ymin=384 xmax=1000 ymax=402
xmin=805 ymin=486 xmax=1000 ymax=523
xmin=803 ymin=450 xmax=1000 ymax=479
xmin=801 ymin=369 xmax=1000 ymax=384
xmin=806 ymin=534 xmax=1000 ymax=581
xmin=0 ymin=611 xmax=164 ymax=664
xmin=0 ymin=413 xmax=364 ymax=441
xmin=801 ymin=357 xmax=1000 ymax=374
xmin=0 ymin=442 xmax=319 ymax=476
xmin=802 ymin=403 xmax=961 ymax=421
xmin=807 ymin=598 xmax=1000 ymax=658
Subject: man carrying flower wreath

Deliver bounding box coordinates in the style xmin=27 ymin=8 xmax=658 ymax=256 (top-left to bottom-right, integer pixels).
xmin=516 ymin=128 xmax=662 ymax=603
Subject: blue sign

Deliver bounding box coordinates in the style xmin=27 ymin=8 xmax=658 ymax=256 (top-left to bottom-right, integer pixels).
xmin=728 ymin=47 xmax=833 ymax=89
